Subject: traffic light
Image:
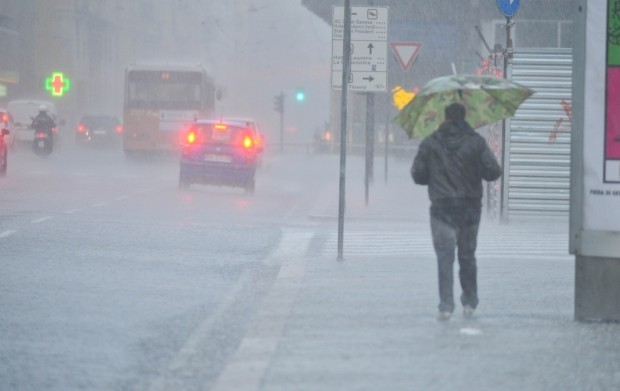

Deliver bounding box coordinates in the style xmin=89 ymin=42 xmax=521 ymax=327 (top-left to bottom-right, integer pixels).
xmin=273 ymin=93 xmax=284 ymax=113
xmin=295 ymin=88 xmax=305 ymax=102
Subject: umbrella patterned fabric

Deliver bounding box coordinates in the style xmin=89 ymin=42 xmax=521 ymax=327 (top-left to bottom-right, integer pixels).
xmin=393 ymin=74 xmax=534 ymax=139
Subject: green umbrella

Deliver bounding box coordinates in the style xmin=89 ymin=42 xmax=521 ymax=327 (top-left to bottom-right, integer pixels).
xmin=393 ymin=74 xmax=534 ymax=139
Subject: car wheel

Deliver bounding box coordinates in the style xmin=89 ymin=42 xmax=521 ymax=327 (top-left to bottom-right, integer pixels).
xmin=0 ymin=156 xmax=6 ymax=177
xmin=244 ymin=180 xmax=255 ymax=195
xmin=179 ymin=175 xmax=190 ymax=190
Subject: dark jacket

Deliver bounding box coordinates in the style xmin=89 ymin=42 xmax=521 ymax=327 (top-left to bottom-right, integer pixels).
xmin=411 ymin=120 xmax=502 ymax=209
xmin=32 ymin=113 xmax=56 ymax=132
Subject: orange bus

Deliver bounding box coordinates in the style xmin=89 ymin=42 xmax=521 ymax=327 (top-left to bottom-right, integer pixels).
xmin=122 ymin=65 xmax=216 ymax=157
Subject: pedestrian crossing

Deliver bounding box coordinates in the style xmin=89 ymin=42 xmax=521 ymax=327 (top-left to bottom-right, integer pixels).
xmin=322 ymin=223 xmax=572 ymax=259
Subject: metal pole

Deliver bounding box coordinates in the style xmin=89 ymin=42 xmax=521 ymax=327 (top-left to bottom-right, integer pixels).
xmin=337 ymin=0 xmax=351 ymax=261
xmin=499 ymin=16 xmax=512 ymax=222
xmin=365 ymin=92 xmax=374 ymax=206
xmin=384 ymin=94 xmax=389 ymax=184
xmin=279 ymin=92 xmax=284 ymax=153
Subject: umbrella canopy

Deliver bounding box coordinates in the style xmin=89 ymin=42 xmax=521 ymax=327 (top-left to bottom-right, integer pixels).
xmin=393 ymin=74 xmax=534 ymax=139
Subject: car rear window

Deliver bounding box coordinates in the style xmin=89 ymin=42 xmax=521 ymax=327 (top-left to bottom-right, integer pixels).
xmin=190 ymin=123 xmax=249 ymax=145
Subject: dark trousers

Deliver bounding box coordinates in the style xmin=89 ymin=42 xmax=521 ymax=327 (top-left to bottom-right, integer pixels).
xmin=430 ymin=207 xmax=481 ymax=313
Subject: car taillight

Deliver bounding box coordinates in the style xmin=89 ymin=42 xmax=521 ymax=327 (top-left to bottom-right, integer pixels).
xmin=116 ymin=125 xmax=123 ymax=134
xmin=77 ymin=124 xmax=86 ymax=133
xmin=1 ymin=114 xmax=8 ymax=123
xmin=243 ymin=135 xmax=253 ymax=149
xmin=187 ymin=131 xmax=197 ymax=144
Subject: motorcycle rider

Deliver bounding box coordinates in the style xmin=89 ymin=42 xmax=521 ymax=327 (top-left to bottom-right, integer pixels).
xmin=31 ymin=105 xmax=56 ymax=138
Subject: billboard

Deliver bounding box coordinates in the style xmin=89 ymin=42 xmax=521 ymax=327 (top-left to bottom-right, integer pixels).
xmin=579 ymin=0 xmax=620 ymax=232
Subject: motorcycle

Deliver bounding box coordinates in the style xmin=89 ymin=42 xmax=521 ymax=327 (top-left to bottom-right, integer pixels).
xmin=33 ymin=130 xmax=53 ymax=156
xmin=31 ymin=116 xmax=56 ymax=156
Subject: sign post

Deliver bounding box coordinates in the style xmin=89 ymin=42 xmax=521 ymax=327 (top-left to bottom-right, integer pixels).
xmin=496 ymin=0 xmax=519 ymax=222
xmin=332 ymin=5 xmax=388 ymax=259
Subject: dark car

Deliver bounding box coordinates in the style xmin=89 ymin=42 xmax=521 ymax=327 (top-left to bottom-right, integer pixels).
xmin=76 ymin=115 xmax=122 ymax=147
xmin=179 ymin=120 xmax=259 ymax=193
xmin=0 ymin=127 xmax=9 ymax=176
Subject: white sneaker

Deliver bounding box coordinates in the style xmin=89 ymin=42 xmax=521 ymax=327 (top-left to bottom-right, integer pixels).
xmin=438 ymin=311 xmax=452 ymax=321
xmin=463 ymin=305 xmax=475 ymax=319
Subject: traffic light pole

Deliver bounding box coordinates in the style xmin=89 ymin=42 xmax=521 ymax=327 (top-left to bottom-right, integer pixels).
xmin=279 ymin=96 xmax=284 ymax=153
xmin=274 ymin=92 xmax=285 ymax=152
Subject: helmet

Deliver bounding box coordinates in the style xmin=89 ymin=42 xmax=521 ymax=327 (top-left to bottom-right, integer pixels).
xmin=39 ymin=105 xmax=47 ymax=113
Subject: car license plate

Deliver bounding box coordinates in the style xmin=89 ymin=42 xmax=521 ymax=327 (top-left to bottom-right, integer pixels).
xmin=205 ymin=154 xmax=231 ymax=163
xmin=37 ymin=140 xmax=45 ymax=148
xmin=93 ymin=129 xmax=107 ymax=135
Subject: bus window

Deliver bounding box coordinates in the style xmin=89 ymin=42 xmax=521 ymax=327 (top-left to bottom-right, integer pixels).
xmin=127 ymin=71 xmax=203 ymax=110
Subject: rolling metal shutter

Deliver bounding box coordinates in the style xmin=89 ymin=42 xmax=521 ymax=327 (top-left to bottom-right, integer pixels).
xmin=505 ymin=48 xmax=572 ymax=219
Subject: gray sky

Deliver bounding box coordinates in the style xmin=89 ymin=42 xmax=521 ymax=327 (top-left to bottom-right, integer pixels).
xmin=206 ymin=1 xmax=333 ymax=142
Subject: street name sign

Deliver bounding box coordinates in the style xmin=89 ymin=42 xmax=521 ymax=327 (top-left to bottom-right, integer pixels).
xmin=332 ymin=6 xmax=388 ymax=92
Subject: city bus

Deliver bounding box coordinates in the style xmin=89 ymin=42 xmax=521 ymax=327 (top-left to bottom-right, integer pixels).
xmin=122 ymin=65 xmax=216 ymax=157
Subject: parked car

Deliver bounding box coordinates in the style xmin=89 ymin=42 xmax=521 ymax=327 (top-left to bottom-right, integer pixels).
xmin=7 ymin=100 xmax=62 ymax=148
xmin=0 ymin=127 xmax=9 ymax=176
xmin=75 ymin=115 xmax=123 ymax=147
xmin=179 ymin=119 xmax=260 ymax=193
xmin=0 ymin=109 xmax=15 ymax=149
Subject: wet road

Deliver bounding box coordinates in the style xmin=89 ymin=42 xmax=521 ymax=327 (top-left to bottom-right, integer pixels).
xmin=0 ymin=145 xmax=334 ymax=390
xmin=3 ymin=144 xmax=619 ymax=391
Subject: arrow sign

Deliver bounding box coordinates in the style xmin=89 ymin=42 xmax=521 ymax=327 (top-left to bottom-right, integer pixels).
xmin=363 ymin=75 xmax=375 ymax=82
xmin=390 ymin=42 xmax=422 ymax=72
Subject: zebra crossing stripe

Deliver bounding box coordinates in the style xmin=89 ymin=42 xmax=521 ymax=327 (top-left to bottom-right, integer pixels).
xmin=322 ymin=230 xmax=570 ymax=259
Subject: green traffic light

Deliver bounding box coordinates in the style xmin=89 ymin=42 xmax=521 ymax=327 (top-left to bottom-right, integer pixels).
xmin=295 ymin=89 xmax=305 ymax=102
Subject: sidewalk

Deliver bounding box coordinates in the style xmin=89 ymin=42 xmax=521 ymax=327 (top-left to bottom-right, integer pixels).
xmin=258 ymin=160 xmax=620 ymax=390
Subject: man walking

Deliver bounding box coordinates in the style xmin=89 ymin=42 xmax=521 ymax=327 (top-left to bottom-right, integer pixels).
xmin=411 ymin=102 xmax=502 ymax=321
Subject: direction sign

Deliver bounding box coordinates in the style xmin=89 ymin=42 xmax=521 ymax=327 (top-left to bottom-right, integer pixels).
xmin=331 ymin=70 xmax=387 ymax=92
xmin=332 ymin=6 xmax=388 ymax=41
xmin=389 ymin=42 xmax=422 ymax=72
xmin=497 ymin=0 xmax=520 ymax=17
xmin=331 ymin=6 xmax=388 ymax=92
xmin=332 ymin=40 xmax=387 ymax=72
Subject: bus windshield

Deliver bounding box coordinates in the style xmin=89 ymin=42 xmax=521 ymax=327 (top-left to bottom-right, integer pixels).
xmin=126 ymin=70 xmax=202 ymax=110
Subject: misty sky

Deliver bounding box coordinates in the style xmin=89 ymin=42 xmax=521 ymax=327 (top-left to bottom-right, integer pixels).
xmin=205 ymin=1 xmax=332 ymax=141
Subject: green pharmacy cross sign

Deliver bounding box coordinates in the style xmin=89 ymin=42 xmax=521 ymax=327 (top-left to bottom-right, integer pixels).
xmin=45 ymin=72 xmax=71 ymax=97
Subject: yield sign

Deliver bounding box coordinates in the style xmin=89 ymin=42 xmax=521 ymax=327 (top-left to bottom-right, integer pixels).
xmin=390 ymin=42 xmax=422 ymax=72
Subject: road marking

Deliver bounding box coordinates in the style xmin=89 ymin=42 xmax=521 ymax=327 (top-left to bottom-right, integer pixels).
xmin=92 ymin=202 xmax=108 ymax=208
xmin=64 ymin=208 xmax=81 ymax=214
xmin=460 ymin=328 xmax=483 ymax=336
xmin=211 ymin=230 xmax=313 ymax=391
xmin=148 ymin=229 xmax=314 ymax=391
xmin=0 ymin=230 xmax=17 ymax=238
xmin=148 ymin=269 xmax=253 ymax=391
xmin=31 ymin=216 xmax=52 ymax=224
xmin=114 ymin=195 xmax=129 ymax=201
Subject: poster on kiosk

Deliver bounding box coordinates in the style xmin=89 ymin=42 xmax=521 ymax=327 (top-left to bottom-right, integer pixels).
xmin=572 ymin=0 xmax=620 ymax=257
